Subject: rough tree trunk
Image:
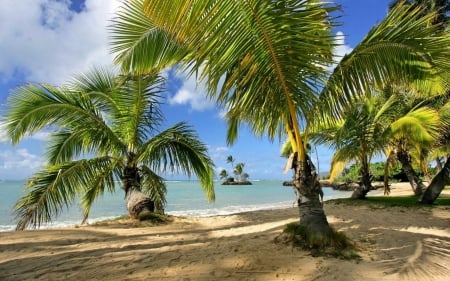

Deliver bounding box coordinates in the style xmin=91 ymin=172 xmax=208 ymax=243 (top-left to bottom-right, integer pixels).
xmin=293 ymin=155 xmax=331 ymax=242
xmin=126 ymin=187 xmax=155 ymax=219
xmin=396 ymin=149 xmax=426 ymax=196
xmin=420 ymin=156 xmax=450 ymax=204
xmin=351 ymin=171 xmax=372 ymax=199
xmin=122 ymin=165 xmax=155 ymax=219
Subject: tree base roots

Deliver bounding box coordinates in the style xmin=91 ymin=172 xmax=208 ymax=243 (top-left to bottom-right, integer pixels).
xmin=275 ymin=222 xmax=360 ymax=259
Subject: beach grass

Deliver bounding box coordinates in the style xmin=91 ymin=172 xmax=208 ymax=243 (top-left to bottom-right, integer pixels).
xmin=90 ymin=213 xmax=174 ymax=227
xmin=277 ymin=222 xmax=360 ymax=260
xmin=329 ymin=194 xmax=450 ymax=208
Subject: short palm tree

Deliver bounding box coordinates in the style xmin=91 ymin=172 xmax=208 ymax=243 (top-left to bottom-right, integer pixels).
xmin=111 ymin=0 xmax=450 ymax=244
xmin=3 ymin=68 xmax=215 ymax=230
xmin=312 ymin=94 xmax=394 ymax=199
xmin=313 ymin=91 xmax=442 ymax=198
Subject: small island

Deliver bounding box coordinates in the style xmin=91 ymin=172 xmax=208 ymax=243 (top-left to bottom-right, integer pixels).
xmin=220 ymin=155 xmax=252 ymax=185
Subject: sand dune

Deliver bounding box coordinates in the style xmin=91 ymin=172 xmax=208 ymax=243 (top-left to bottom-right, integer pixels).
xmin=0 ymin=183 xmax=449 ymax=281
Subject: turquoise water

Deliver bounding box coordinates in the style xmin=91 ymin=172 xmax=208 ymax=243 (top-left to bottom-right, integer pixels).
xmin=0 ymin=180 xmax=351 ymax=231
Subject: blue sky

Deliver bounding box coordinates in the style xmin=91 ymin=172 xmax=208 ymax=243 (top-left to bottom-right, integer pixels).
xmin=0 ymin=0 xmax=391 ymax=180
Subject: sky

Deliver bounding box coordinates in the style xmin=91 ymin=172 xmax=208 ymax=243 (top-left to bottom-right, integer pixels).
xmin=0 ymin=0 xmax=391 ymax=181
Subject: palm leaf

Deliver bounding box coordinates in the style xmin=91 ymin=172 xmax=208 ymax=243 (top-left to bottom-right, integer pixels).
xmin=390 ymin=106 xmax=441 ymax=144
xmin=140 ymin=165 xmax=167 ymax=212
xmin=14 ymin=157 xmax=116 ymax=230
xmin=110 ymin=0 xmax=187 ymax=73
xmin=135 ymin=0 xmax=337 ymax=156
xmin=138 ymin=122 xmax=215 ymax=201
xmin=317 ymin=2 xmax=450 ymax=123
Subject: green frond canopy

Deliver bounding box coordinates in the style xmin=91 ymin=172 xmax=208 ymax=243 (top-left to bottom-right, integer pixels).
xmin=317 ymin=1 xmax=450 ymax=124
xmin=14 ymin=157 xmax=116 ymax=230
xmin=3 ymin=68 xmax=215 ymax=229
xmin=111 ymin=0 xmax=337 ymax=145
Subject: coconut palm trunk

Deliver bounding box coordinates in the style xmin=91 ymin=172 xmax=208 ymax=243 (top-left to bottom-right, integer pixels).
xmin=125 ymin=187 xmax=155 ymax=218
xmin=351 ymin=156 xmax=373 ymax=199
xmin=420 ymin=156 xmax=450 ymax=204
xmin=292 ymin=154 xmax=331 ymax=239
xmin=122 ymin=164 xmax=155 ymax=218
xmin=396 ymin=148 xmax=426 ymax=196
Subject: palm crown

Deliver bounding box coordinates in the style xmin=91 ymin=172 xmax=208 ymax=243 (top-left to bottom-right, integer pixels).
xmin=3 ymin=68 xmax=215 ymax=230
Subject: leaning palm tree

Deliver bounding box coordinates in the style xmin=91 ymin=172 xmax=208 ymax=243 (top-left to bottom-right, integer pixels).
xmin=312 ymin=94 xmax=395 ymax=199
xmin=420 ymin=99 xmax=450 ymax=203
xmin=313 ymin=92 xmax=442 ymax=199
xmin=219 ymin=169 xmax=229 ymax=181
xmin=2 ymin=68 xmax=215 ymax=230
xmin=111 ymin=0 xmax=450 ymax=244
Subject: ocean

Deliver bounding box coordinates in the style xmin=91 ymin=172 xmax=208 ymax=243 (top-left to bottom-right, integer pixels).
xmin=0 ymin=180 xmax=352 ymax=232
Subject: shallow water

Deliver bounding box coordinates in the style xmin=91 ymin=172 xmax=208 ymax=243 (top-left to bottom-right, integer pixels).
xmin=0 ymin=180 xmax=351 ymax=231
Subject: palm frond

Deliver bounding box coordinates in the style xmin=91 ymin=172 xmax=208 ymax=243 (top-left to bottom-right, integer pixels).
xmin=14 ymin=157 xmax=117 ymax=230
xmin=110 ymin=0 xmax=187 ymax=73
xmin=318 ymin=2 xmax=450 ymax=123
xmin=138 ymin=122 xmax=215 ymax=201
xmin=112 ymin=73 xmax=165 ymax=147
xmin=80 ymin=158 xmax=120 ymax=223
xmin=140 ymin=165 xmax=167 ymax=212
xmin=328 ymin=157 xmax=347 ymax=182
xmin=390 ymin=106 xmax=441 ymax=144
xmin=139 ymin=0 xmax=337 ymax=147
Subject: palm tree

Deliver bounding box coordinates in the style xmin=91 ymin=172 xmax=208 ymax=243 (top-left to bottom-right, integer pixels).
xmin=419 ymin=99 xmax=450 ymax=203
xmin=2 ymin=68 xmax=215 ymax=230
xmin=312 ymin=94 xmax=393 ymax=199
xmin=226 ymin=155 xmax=235 ymax=173
xmin=111 ymin=0 xmax=450 ymax=244
xmin=234 ymin=162 xmax=245 ymax=181
xmin=219 ymin=169 xmax=229 ymax=181
xmin=313 ymin=91 xmax=442 ymax=198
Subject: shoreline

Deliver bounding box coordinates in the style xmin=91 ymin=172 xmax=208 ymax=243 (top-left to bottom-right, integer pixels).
xmin=1 ymin=183 xmax=449 ymax=281
xmin=0 ymin=185 xmax=353 ymax=233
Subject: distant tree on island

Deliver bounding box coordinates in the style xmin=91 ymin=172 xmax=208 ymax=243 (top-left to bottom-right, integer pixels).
xmin=219 ymin=169 xmax=229 ymax=181
xmin=221 ymin=156 xmax=251 ymax=185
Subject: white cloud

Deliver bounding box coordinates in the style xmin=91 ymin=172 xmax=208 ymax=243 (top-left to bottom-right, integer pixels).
xmin=169 ymin=71 xmax=216 ymax=111
xmin=0 ymin=0 xmax=121 ymax=85
xmin=328 ymin=31 xmax=353 ymax=72
xmin=29 ymin=131 xmax=52 ymax=141
xmin=334 ymin=31 xmax=353 ymax=60
xmin=0 ymin=148 xmax=44 ymax=179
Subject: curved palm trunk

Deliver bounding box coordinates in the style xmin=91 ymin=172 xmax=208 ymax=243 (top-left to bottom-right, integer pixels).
xmin=351 ymin=158 xmax=372 ymax=199
xmin=126 ymin=187 xmax=155 ymax=218
xmin=351 ymin=172 xmax=372 ymax=199
xmin=420 ymin=156 xmax=450 ymax=204
xmin=396 ymin=149 xmax=426 ymax=196
xmin=122 ymin=166 xmax=155 ymax=219
xmin=294 ymin=155 xmax=331 ymax=240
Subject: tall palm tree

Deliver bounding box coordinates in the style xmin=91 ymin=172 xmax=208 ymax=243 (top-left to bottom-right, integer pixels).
xmin=226 ymin=155 xmax=235 ymax=172
xmin=2 ymin=68 xmax=215 ymax=230
xmin=111 ymin=0 xmax=450 ymax=243
xmin=234 ymin=162 xmax=245 ymax=181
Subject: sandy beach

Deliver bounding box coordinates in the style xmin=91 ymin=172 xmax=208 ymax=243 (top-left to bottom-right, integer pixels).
xmin=0 ymin=183 xmax=449 ymax=281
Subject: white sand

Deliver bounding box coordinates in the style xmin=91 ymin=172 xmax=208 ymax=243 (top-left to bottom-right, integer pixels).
xmin=0 ymin=183 xmax=449 ymax=281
